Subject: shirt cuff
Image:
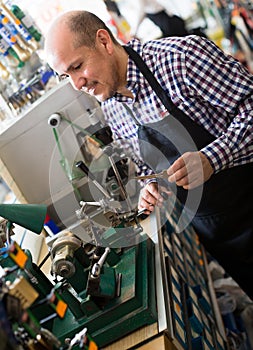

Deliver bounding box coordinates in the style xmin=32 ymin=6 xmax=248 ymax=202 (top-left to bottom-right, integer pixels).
xmin=201 ymin=139 xmax=234 ymax=173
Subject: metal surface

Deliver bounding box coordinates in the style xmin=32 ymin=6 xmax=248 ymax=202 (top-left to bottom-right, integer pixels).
xmin=133 ymin=170 xmax=168 ymax=181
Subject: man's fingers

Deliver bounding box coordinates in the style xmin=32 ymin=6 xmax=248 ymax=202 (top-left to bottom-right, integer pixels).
xmin=141 ymin=191 xmax=157 ymax=205
xmin=167 ymin=156 xmax=186 ymax=174
xmin=167 ymin=152 xmax=207 ymax=189
xmin=168 ymin=167 xmax=187 ymax=184
xmin=138 ymin=196 xmax=156 ymax=209
xmin=167 ymin=156 xmax=188 ymax=182
xmin=138 ymin=182 xmax=166 ymax=213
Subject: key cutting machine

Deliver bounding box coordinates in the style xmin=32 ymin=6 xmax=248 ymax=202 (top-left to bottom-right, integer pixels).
xmin=0 ymin=80 xmax=158 ymax=349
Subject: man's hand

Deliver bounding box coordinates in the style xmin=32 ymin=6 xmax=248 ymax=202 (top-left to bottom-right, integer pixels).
xmin=138 ymin=182 xmax=170 ymax=214
xmin=167 ymin=151 xmax=214 ymax=189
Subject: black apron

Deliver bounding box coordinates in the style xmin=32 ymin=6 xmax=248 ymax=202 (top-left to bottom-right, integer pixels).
xmin=124 ymin=46 xmax=253 ymax=299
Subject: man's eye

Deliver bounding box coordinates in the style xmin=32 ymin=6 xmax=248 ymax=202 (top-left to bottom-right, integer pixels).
xmin=73 ymin=63 xmax=82 ymax=71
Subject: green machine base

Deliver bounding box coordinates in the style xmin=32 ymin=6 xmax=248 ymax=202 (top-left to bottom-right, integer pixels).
xmin=52 ymin=238 xmax=157 ymax=348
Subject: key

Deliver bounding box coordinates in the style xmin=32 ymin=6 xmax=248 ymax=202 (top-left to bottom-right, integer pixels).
xmin=132 ymin=170 xmax=168 ymax=181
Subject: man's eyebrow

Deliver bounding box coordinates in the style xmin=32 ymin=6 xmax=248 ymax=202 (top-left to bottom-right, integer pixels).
xmin=66 ymin=58 xmax=81 ymax=73
xmin=57 ymin=57 xmax=82 ymax=78
xmin=65 ymin=63 xmax=74 ymax=73
xmin=56 ymin=62 xmax=77 ymax=81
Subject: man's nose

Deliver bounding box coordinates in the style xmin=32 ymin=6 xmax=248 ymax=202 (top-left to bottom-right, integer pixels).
xmin=69 ymin=74 xmax=84 ymax=91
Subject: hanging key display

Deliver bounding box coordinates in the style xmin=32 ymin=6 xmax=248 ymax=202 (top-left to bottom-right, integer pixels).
xmin=0 ymin=1 xmax=39 ymax=50
xmin=0 ymin=1 xmax=56 ymax=125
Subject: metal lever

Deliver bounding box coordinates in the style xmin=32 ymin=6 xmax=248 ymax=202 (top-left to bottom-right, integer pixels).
xmin=67 ymin=327 xmax=88 ymax=350
xmin=102 ymin=145 xmax=133 ymax=211
xmin=91 ymin=247 xmax=110 ymax=278
xmin=76 ymin=160 xmax=111 ymax=199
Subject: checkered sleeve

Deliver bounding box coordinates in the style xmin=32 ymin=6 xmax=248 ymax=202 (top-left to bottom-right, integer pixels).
xmin=184 ymin=36 xmax=253 ymax=173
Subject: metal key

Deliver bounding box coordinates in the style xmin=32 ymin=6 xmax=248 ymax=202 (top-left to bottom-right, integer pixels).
xmin=132 ymin=170 xmax=168 ymax=181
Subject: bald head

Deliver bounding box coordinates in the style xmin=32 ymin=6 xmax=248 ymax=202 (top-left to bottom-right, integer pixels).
xmin=45 ymin=10 xmax=119 ymax=67
xmin=44 ymin=10 xmax=128 ymax=100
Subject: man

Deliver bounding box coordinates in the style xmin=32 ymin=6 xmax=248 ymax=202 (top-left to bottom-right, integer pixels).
xmin=45 ymin=11 xmax=253 ymax=299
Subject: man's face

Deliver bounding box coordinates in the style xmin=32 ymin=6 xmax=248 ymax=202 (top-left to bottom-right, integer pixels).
xmin=46 ymin=30 xmax=120 ymax=102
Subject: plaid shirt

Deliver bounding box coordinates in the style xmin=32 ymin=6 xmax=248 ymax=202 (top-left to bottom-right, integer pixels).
xmin=102 ymin=36 xmax=253 ymax=176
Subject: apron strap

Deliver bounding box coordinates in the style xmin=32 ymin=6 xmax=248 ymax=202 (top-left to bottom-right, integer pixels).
xmin=123 ymin=45 xmax=177 ymax=114
xmin=122 ymin=102 xmax=141 ymax=126
xmin=123 ymin=45 xmax=215 ymax=144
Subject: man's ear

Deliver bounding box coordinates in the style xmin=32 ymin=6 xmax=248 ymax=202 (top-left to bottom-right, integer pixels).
xmin=96 ymin=29 xmax=113 ymax=53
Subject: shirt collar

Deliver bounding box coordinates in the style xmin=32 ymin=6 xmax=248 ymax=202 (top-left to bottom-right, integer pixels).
xmin=113 ymin=39 xmax=145 ymax=101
